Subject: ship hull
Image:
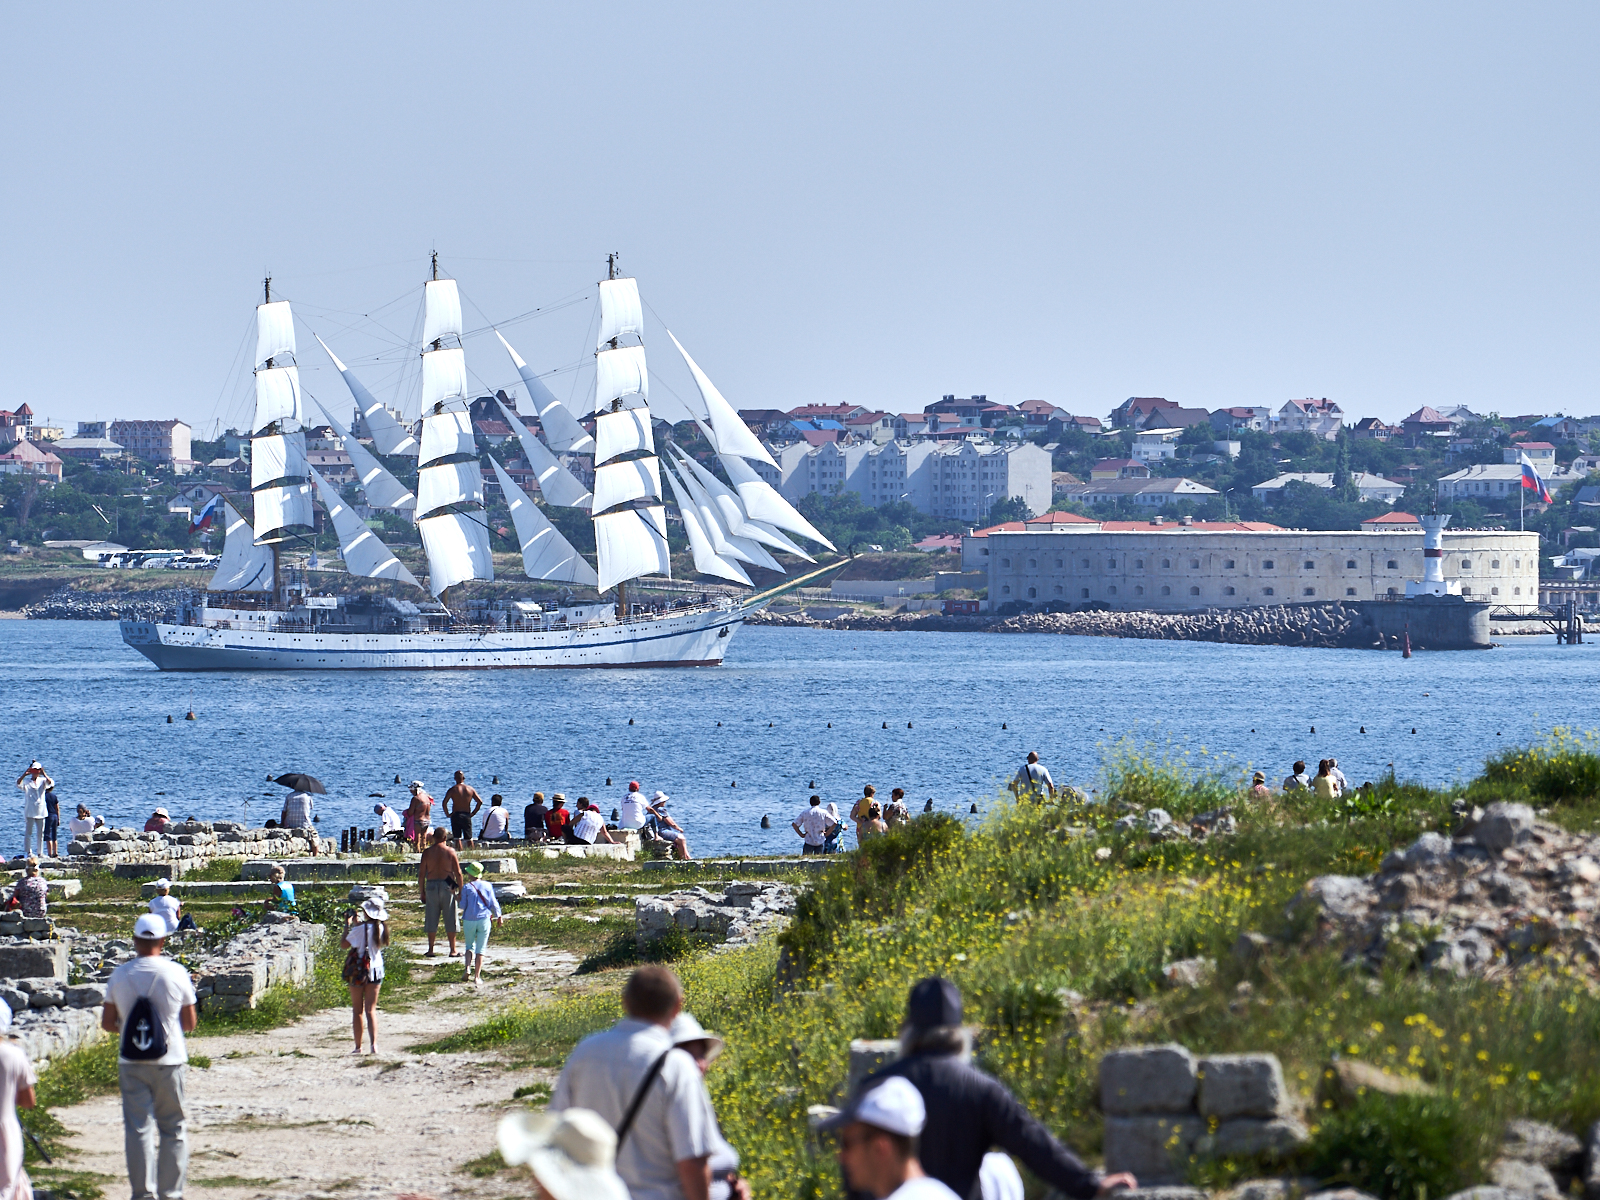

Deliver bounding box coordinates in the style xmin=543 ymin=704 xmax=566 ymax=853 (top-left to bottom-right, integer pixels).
xmin=119 ymin=606 xmax=748 ymax=671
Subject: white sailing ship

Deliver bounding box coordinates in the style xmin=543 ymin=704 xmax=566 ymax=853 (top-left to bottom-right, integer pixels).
xmin=120 ymin=258 xmax=836 ymax=670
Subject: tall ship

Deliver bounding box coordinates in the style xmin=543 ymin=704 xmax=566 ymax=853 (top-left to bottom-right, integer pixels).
xmin=121 ymin=257 xmax=836 ymax=670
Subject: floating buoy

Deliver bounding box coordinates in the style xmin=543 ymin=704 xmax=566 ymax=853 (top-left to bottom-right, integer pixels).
xmin=628 ymin=718 xmax=634 ymax=725
xmin=610 ymin=809 xmax=620 ymax=822
xmin=185 ymin=711 xmax=196 ymax=721
xmin=924 ymin=799 xmax=933 ymax=813
xmin=907 ymin=722 xmax=913 ymax=729
xmin=1497 ymin=731 xmax=1502 ymax=736
xmin=731 ymin=780 xmax=737 ymax=788
xmin=606 ymin=777 xmax=612 ymax=786
xmin=1251 ymin=729 xmax=1256 ymax=733
xmin=760 ymin=815 xmax=771 ymax=829
xmin=827 ymin=722 xmax=832 ymax=728
xmin=156 ymin=791 xmax=166 ymax=796
xmin=808 ymin=781 xmax=816 ymax=789
xmin=970 ymin=803 xmax=978 ymax=813
xmin=717 ymin=721 xmax=722 ymax=727
xmin=882 ymin=721 xmax=888 ymax=729
xmin=166 ymin=715 xmax=173 ymax=723
xmin=768 ymin=722 xmax=773 ymax=728
xmin=492 ymin=775 xmax=499 ymax=785
xmin=1001 ymin=722 xmax=1007 ymax=730
xmin=394 ymin=774 xmax=402 ymax=784
xmin=1359 ymin=726 xmax=1366 ymax=734
xmin=1411 ymin=728 xmax=1417 ymax=734
xmin=1310 ymin=725 xmax=1315 ymax=734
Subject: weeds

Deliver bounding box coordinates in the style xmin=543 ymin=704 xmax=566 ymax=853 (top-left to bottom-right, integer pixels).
xmin=1484 ymin=727 xmax=1600 ymax=804
xmin=577 ymin=923 xmax=700 ymax=975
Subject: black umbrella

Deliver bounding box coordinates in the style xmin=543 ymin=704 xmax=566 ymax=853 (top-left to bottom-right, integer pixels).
xmin=272 ymin=773 xmax=327 ymax=794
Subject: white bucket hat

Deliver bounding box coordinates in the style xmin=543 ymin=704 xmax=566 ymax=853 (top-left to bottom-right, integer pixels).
xmin=669 ymin=1011 xmax=724 ymax=1064
xmin=361 ymin=897 xmax=388 ymax=921
xmin=153 ymin=879 xmax=172 ymax=891
xmin=498 ymin=1109 xmax=628 ymax=1200
xmin=153 ymin=807 xmax=170 ymax=819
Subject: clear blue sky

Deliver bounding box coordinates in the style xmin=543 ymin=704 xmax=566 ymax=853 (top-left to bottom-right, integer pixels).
xmin=4 ymin=2 xmax=1596 ymax=437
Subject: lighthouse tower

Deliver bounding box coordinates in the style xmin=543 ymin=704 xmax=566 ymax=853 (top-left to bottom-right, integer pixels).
xmin=1405 ymin=514 xmax=1462 ymax=598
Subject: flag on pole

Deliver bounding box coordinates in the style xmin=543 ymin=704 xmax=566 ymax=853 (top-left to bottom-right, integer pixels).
xmin=190 ymin=493 xmax=223 ymax=532
xmin=1520 ymin=454 xmax=1553 ymax=504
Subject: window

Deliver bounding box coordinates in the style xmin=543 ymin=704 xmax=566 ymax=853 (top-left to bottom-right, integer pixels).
xmin=1055 ymin=558 xmax=1063 ymax=567
xmin=1514 ymin=587 xmax=1522 ymax=595
xmin=1160 ymin=586 xmax=1171 ymax=596
xmin=1264 ymin=587 xmax=1275 ymax=596
xmin=1027 ymin=587 xmax=1037 ymax=598
xmin=1027 ymin=558 xmax=1037 ymax=568
xmin=1346 ymin=587 xmax=1357 ymax=596
xmin=1000 ymin=558 xmax=1010 ymax=568
xmin=1135 ymin=558 xmax=1145 ymax=569
xmin=1108 ymin=585 xmax=1117 ymax=595
xmin=1492 ymin=560 xmax=1501 ymax=569
xmin=1080 ymin=558 xmax=1090 ymax=568
xmin=1303 ymin=587 xmax=1315 ymax=596
xmin=1387 ymin=587 xmax=1398 ymax=595
xmin=1346 ymin=560 xmax=1357 ymax=569
xmin=1135 ymin=585 xmax=1144 ymax=596
xmin=1461 ymin=559 xmax=1472 ymax=571
xmin=1462 ymin=587 xmax=1472 ymax=596
xmin=1304 ymin=560 xmax=1315 ymax=569
xmin=1108 ymin=559 xmax=1116 ymax=568
xmin=1492 ymin=587 xmax=1500 ymax=595
xmin=1001 ymin=585 xmax=1011 ymax=595
xmin=1387 ymin=560 xmax=1398 ymax=569
xmin=1224 ymin=586 xmax=1236 ymax=596
xmin=1262 ymin=559 xmax=1275 ymax=569
xmin=1053 ymin=585 xmax=1063 ymax=595
xmin=1189 ymin=586 xmax=1200 ymax=596
xmin=1161 ymin=558 xmax=1171 ymax=568
xmin=1080 ymin=588 xmax=1089 ymax=599
xmin=1514 ymin=558 xmax=1520 ymax=568
xmin=1190 ymin=558 xmax=1200 ymax=569
xmin=1224 ymin=559 xmax=1235 ymax=569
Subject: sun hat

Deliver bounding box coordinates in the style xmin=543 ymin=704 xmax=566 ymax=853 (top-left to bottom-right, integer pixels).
xmin=27 ymin=762 xmax=40 ymax=772
xmin=133 ymin=913 xmax=167 ymax=939
xmin=463 ymin=861 xmax=483 ymax=878
xmin=905 ymin=976 xmax=963 ymax=1031
xmin=153 ymin=878 xmax=172 ymax=891
xmin=669 ymin=1011 xmax=724 ymax=1063
xmin=152 ymin=807 xmax=169 ymax=818
xmin=552 ymin=793 xmax=567 ymax=804
xmin=498 ymin=1108 xmax=628 ymax=1200
xmin=409 ymin=780 xmax=424 ymax=791
xmin=819 ymin=1075 xmax=927 ymax=1137
xmin=361 ymin=896 xmax=388 ymax=921
xmin=651 ymin=790 xmax=669 ymax=803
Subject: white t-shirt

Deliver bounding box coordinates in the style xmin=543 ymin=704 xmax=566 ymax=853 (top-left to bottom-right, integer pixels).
xmin=979 ymin=1153 xmax=1025 ymax=1200
xmin=619 ymin=795 xmax=650 ymax=829
xmin=107 ymin=955 xmax=196 ymax=1066
xmin=377 ymin=806 xmax=404 ymax=834
xmin=794 ymin=807 xmax=831 ymax=845
xmin=68 ymin=816 xmax=95 ymax=839
xmin=344 ymin=920 xmax=385 ymax=981
xmin=888 ymin=1176 xmax=963 ymax=1200
xmin=148 ymin=895 xmax=181 ymax=933
xmin=0 ymin=1040 xmax=35 ymax=1200
xmin=15 ymin=779 xmax=47 ymax=821
xmin=573 ymin=809 xmax=604 ymax=844
xmin=480 ymin=806 xmax=508 ymax=838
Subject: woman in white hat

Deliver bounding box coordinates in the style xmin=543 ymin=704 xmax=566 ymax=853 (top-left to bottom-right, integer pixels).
xmin=143 ymin=807 xmax=171 ymax=834
xmin=498 ymin=1107 xmax=630 ymax=1200
xmin=341 ymin=896 xmax=389 ymax=1054
xmin=670 ymin=1013 xmax=748 ymax=1200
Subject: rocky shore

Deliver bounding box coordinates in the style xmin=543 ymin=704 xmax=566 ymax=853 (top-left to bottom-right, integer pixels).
xmin=750 ymin=602 xmax=1368 ymax=648
xmin=21 ymin=587 xmax=179 ymax=621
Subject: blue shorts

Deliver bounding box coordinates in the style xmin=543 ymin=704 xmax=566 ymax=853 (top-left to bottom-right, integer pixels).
xmin=462 ymin=917 xmax=491 ymax=957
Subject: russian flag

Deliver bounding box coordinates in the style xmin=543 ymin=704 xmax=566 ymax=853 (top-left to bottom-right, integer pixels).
xmin=190 ymin=493 xmax=222 ymax=532
xmin=1520 ymin=454 xmax=1553 ymax=504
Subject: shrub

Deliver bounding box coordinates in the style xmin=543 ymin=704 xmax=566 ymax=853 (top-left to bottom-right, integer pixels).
xmin=1096 ymin=733 xmax=1240 ymax=820
xmin=1484 ymin=728 xmax=1600 ymax=804
xmin=1306 ymin=1093 xmax=1478 ymax=1200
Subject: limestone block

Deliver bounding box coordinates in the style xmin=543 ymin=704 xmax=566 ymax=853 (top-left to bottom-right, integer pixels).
xmin=1199 ymin=1117 xmax=1309 ymax=1158
xmin=27 ymin=989 xmax=65 ymax=1009
xmin=1219 ymin=1179 xmax=1321 ymax=1200
xmin=1103 ymin=1114 xmax=1206 ymax=1184
xmin=1405 ymin=832 xmax=1453 ymax=867
xmin=1475 ymin=803 xmax=1535 ymax=853
xmin=65 ymin=984 xmax=107 ymax=1008
xmin=492 ymin=881 xmax=527 ymax=901
xmin=1441 ymin=1189 xmax=1524 ymax=1200
xmin=1317 ymin=1060 xmax=1436 ymax=1108
xmin=1487 ymin=1159 xmax=1559 ymax=1198
xmin=847 ymin=1039 xmax=901 ymax=1092
xmin=1198 ymin=1054 xmax=1290 ymax=1119
xmin=476 ymin=858 xmax=517 ymax=875
xmin=1162 ymin=958 xmax=1214 ymax=989
xmin=1100 ymin=1044 xmax=1199 ymax=1116
xmin=209 ymin=960 xmax=268 ymax=995
xmin=1502 ymin=1120 xmax=1582 ymax=1174
xmin=0 ymin=941 xmax=67 ymax=982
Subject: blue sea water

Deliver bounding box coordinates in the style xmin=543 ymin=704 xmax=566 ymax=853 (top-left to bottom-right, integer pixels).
xmin=3 ymin=620 xmax=1598 ymax=858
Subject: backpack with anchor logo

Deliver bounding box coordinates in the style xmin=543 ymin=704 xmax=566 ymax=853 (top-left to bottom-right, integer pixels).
xmin=120 ymin=986 xmax=167 ymax=1061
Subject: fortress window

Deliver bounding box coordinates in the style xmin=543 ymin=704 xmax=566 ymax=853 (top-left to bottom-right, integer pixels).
xmin=1462 ymin=587 xmax=1473 ymax=596
xmin=1224 ymin=559 xmax=1235 ymax=569
xmin=1262 ymin=559 xmax=1275 ymax=569
xmin=1224 ymin=586 xmax=1236 ymax=596
xmin=1135 ymin=585 xmax=1145 ymax=596
xmin=1492 ymin=587 xmax=1500 ymax=595
xmin=1514 ymin=587 xmax=1522 ymax=595
xmin=1346 ymin=588 xmax=1357 ymax=596
xmin=1080 ymin=558 xmax=1090 ymax=568
xmin=1190 ymin=558 xmax=1199 ymax=568
xmin=1161 ymin=558 xmax=1171 ymax=568
xmin=1346 ymin=559 xmax=1357 ymax=569
xmin=1304 ymin=560 xmax=1315 ymax=569
xmin=1160 ymin=585 xmax=1171 ymax=596
xmin=1053 ymin=585 xmax=1063 ymax=595
xmin=1000 ymin=558 xmax=1010 ymax=568
xmin=1108 ymin=586 xmax=1118 ymax=595
xmin=1303 ymin=587 xmax=1315 ymax=596
xmin=1189 ymin=586 xmax=1200 ymax=596
xmin=1108 ymin=559 xmax=1116 ymax=568
xmin=1001 ymin=586 xmax=1012 ymax=595
xmin=1027 ymin=587 xmax=1037 ymax=599
xmin=1055 ymin=558 xmax=1063 ymax=567
xmin=1461 ymin=559 xmax=1473 ymax=570
xmin=1492 ymin=559 xmax=1501 ymax=569
xmin=1386 ymin=560 xmax=1398 ymax=569
xmin=1135 ymin=558 xmax=1145 ymax=569
xmin=1027 ymin=558 xmax=1037 ymax=568
xmin=1387 ymin=588 xmax=1398 ymax=595
xmin=1080 ymin=588 xmax=1089 ymax=599
xmin=1263 ymin=587 xmax=1275 ymax=596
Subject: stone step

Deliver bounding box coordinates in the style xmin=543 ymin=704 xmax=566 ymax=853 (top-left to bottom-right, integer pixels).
xmin=238 ymin=857 xmax=518 ymax=881
xmin=641 ymin=857 xmax=832 ymax=874
xmin=532 ymin=843 xmax=634 ymax=861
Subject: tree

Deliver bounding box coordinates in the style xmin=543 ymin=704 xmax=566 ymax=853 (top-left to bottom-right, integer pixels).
xmin=987 ymin=496 xmax=1034 ymax=524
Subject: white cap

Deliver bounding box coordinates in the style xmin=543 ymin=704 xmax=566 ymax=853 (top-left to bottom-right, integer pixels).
xmin=153 ymin=879 xmax=172 ymax=891
xmin=153 ymin=807 xmax=169 ymax=818
xmin=26 ymin=762 xmax=40 ymax=771
xmin=498 ymin=1108 xmax=628 ymax=1200
xmin=133 ymin=913 xmax=168 ymax=939
xmin=824 ymin=1076 xmax=926 ymax=1138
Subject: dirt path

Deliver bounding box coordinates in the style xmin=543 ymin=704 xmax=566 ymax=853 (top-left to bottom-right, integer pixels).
xmin=48 ymin=941 xmax=582 ymax=1200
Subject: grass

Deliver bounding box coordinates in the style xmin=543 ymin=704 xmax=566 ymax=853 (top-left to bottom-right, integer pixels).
xmin=412 ymin=990 xmax=621 ymax=1061
xmin=189 ymin=1176 xmax=281 ymax=1189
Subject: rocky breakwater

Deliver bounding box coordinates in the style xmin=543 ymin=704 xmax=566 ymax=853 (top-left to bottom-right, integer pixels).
xmin=22 ymin=587 xmax=180 ymax=621
xmin=997 ymin=602 xmax=1367 ymax=648
xmin=1287 ymin=801 xmax=1600 ymax=977
xmin=747 ymin=610 xmax=990 ymax=633
xmin=635 ymin=881 xmax=799 ymax=951
xmin=67 ymin=820 xmax=334 ymax=877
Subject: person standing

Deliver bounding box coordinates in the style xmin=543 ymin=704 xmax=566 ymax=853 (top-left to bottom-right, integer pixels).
xmin=479 ymin=795 xmax=510 ymax=843
xmin=418 ymin=828 xmax=462 ymax=958
xmin=1011 ymin=753 xmax=1054 ymax=801
xmin=1328 ymin=758 xmax=1348 ymax=792
xmin=459 ymin=862 xmax=504 ymax=985
xmin=850 ymin=977 xmax=1134 ymax=1200
xmin=824 ymin=802 xmax=846 ymax=854
xmin=341 ymin=896 xmax=388 ymax=1054
xmin=670 ymin=1013 xmax=750 ymax=1200
xmin=550 ymin=966 xmax=713 ymax=1200
xmin=883 ymin=789 xmax=910 ymax=829
xmin=444 ymin=770 xmax=483 ymax=849
xmin=824 ymin=1076 xmax=961 ymax=1200
xmin=524 ymin=792 xmax=550 ymax=842
xmin=102 ymin=913 xmax=199 ymax=1200
xmin=42 ymin=786 xmax=60 ymax=859
xmin=405 ymin=781 xmax=434 ymax=851
xmin=0 ymin=1032 xmax=37 ymax=1200
xmin=14 ymin=763 xmax=51 ymax=860
xmin=12 ymin=860 xmax=47 ymax=919
xmin=793 ymin=796 xmax=831 ymax=856
xmin=850 ymin=785 xmax=878 ymax=827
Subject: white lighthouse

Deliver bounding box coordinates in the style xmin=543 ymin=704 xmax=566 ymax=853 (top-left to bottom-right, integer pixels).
xmin=1405 ymin=514 xmax=1463 ymax=598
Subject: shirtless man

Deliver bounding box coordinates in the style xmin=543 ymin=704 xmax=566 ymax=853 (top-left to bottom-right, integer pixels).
xmin=418 ymin=827 xmax=463 ymax=957
xmin=406 ymin=781 xmax=434 ymax=852
xmin=444 ymin=770 xmax=482 ymax=849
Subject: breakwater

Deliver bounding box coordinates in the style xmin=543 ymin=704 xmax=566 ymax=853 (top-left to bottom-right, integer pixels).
xmin=22 ymin=587 xmax=178 ymax=621
xmin=750 ymin=602 xmax=1368 ymax=648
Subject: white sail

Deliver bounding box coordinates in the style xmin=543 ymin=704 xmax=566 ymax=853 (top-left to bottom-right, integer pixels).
xmin=417 ymin=459 xmax=485 ymax=515
xmin=667 ymin=331 xmax=777 ymax=466
xmin=313 ymin=402 xmax=415 ymax=510
xmin=421 ymin=347 xmax=469 ymax=411
xmin=418 ymin=511 xmax=494 ymax=596
xmin=597 ymin=277 xmax=644 ymax=349
xmin=714 ymin=445 xmax=835 ymax=549
xmin=489 ymin=456 xmax=599 ymax=585
xmin=594 ymin=407 xmax=655 ymax=466
xmin=595 ymin=345 xmax=648 ymax=414
xmin=255 ymin=301 xmax=296 ymax=367
xmin=253 ymin=482 xmax=314 ymax=539
xmin=747 ymin=519 xmax=815 ymax=562
xmin=673 ymin=447 xmax=761 ymax=539
xmin=594 ymin=505 xmax=670 ymax=594
xmin=252 ymin=366 xmax=302 ymax=434
xmin=316 ymin=335 xmax=418 ymax=456
xmin=423 ymin=279 xmax=463 ymax=345
xmin=208 ymin=501 xmax=273 ymax=591
xmin=593 ymin=456 xmax=662 ymax=513
xmin=661 ymin=459 xmax=751 ymax=585
xmin=251 ymin=433 xmax=309 ymax=489
xmin=419 ymin=407 xmax=475 ymax=465
xmin=494 ymin=399 xmax=591 ymax=508
xmin=309 ymin=466 xmax=420 ymax=587
xmin=669 ymin=453 xmax=770 ymax=568
xmin=493 ymin=331 xmax=594 ymax=454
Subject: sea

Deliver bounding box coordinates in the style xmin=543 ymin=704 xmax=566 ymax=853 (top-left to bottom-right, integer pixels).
xmin=4 ymin=620 xmax=1598 ymax=858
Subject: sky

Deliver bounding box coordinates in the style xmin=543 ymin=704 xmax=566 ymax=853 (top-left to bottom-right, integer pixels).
xmin=4 ymin=2 xmax=1598 ymax=437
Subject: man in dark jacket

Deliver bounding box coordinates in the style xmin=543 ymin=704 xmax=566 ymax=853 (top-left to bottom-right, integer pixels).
xmin=854 ymin=978 xmax=1136 ymax=1200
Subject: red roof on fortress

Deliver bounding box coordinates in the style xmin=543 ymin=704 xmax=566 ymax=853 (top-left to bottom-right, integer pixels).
xmin=1099 ymin=520 xmax=1283 ymax=532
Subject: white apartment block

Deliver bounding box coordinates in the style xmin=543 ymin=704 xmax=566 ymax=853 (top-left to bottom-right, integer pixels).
xmin=1273 ymin=398 xmax=1344 ymax=440
xmin=777 ymin=438 xmax=1051 ymax=520
xmin=109 ymin=419 xmax=192 ymax=470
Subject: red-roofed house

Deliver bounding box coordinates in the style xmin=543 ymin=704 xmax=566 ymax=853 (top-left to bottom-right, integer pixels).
xmin=1361 ymin=512 xmax=1421 ymax=532
xmin=844 ymin=411 xmax=896 ymax=444
xmin=1275 ymin=397 xmax=1344 ymax=440
xmin=1090 ymin=458 xmax=1150 ymax=481
xmin=789 ymin=403 xmax=869 ymax=422
xmin=0 ymin=438 xmax=63 ymax=482
xmin=1209 ymin=407 xmax=1270 ymax=434
xmin=1401 ymin=406 xmax=1453 ymax=439
xmin=799 ymin=428 xmax=841 ymax=447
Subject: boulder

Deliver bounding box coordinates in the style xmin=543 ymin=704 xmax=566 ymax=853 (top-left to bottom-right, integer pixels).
xmin=0 ymin=941 xmax=67 ymax=982
xmin=1162 ymin=958 xmax=1215 ymax=989
xmin=1487 ymin=1159 xmax=1559 ymax=1199
xmin=1475 ymin=803 xmax=1535 ymax=853
xmin=27 ymin=989 xmax=65 ymax=1009
xmin=1198 ymin=1054 xmax=1290 ymax=1119
xmin=1102 ymin=1115 xmax=1206 ymax=1184
xmin=1501 ymin=1120 xmax=1582 ymax=1175
xmin=1100 ymin=1044 xmax=1199 ymax=1115
xmin=1220 ymin=1181 xmax=1321 ymax=1200
xmin=1316 ymin=1060 xmax=1436 ymax=1109
xmin=1404 ymin=832 xmax=1454 ymax=867
xmin=1199 ymin=1117 xmax=1309 ymax=1158
xmin=64 ymin=984 xmax=107 ymax=1009
xmin=1293 ymin=876 xmax=1376 ymax=920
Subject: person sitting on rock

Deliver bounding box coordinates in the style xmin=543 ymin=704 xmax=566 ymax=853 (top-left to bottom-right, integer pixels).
xmin=11 ymin=860 xmax=47 ymax=919
xmin=143 ymin=807 xmax=171 ymax=834
xmin=1281 ymin=761 xmax=1311 ymax=792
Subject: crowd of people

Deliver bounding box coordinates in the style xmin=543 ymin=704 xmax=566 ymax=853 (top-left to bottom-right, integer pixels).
xmin=790 ymin=784 xmax=915 ymax=854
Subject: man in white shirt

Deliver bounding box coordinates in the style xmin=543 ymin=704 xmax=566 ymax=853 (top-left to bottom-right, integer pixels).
xmin=792 ymin=795 xmax=831 ymax=856
xmin=570 ymin=800 xmax=617 ymax=847
xmin=1010 ymin=753 xmax=1054 ymax=801
xmin=14 ymin=762 xmax=52 ymax=859
xmin=619 ymin=782 xmax=652 ymax=831
xmin=552 ymin=966 xmax=713 ymax=1200
xmin=374 ymin=803 xmax=405 ymax=842
xmin=824 ymin=1076 xmax=960 ymax=1200
xmin=102 ymin=913 xmax=199 ymax=1200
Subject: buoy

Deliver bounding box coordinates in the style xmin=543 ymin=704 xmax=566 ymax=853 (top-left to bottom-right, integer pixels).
xmin=760 ymin=815 xmax=771 ymax=829
xmin=1251 ymin=729 xmax=1255 ymax=733
xmin=907 ymin=722 xmax=913 ymax=729
xmin=808 ymin=781 xmax=816 ymax=789
xmin=731 ymin=780 xmax=737 ymax=788
xmin=1002 ymin=722 xmax=1007 ymax=730
xmin=882 ymin=721 xmax=888 ymax=729
xmin=492 ymin=775 xmax=499 ymax=785
xmin=768 ymin=722 xmax=773 ymax=728
xmin=610 ymin=808 xmax=620 ymax=822
xmin=628 ymin=718 xmax=634 ymax=725
xmin=394 ymin=774 xmax=402 ymax=784
xmin=717 ymin=721 xmax=722 ymax=727
xmin=1359 ymin=726 xmax=1366 ymax=734
xmin=185 ymin=711 xmax=196 ymax=721
xmin=606 ymin=777 xmax=612 ymax=786
xmin=827 ymin=722 xmax=832 ymax=728
xmin=166 ymin=715 xmax=173 ymax=723
xmin=1411 ymin=728 xmax=1417 ymax=734
xmin=923 ymin=799 xmax=933 ymax=812
xmin=970 ymin=803 xmax=978 ymax=813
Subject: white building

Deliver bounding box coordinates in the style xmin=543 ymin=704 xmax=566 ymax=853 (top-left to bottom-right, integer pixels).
xmin=1132 ymin=428 xmax=1183 ymax=463
xmin=1056 ymin=477 xmax=1220 ymax=508
xmin=1273 ymin=398 xmax=1344 ymax=439
xmin=1435 ymin=461 xmax=1579 ymax=503
xmin=777 ymin=438 xmax=1050 ymax=521
xmin=1251 ymin=472 xmax=1405 ymax=506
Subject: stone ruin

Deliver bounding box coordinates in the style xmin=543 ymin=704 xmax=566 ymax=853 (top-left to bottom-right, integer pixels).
xmin=64 ymin=820 xmax=334 ymax=875
xmin=635 ymin=881 xmax=798 ymax=951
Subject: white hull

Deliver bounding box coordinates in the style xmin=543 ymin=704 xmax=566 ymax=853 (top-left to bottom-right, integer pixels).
xmin=119 ymin=605 xmax=749 ymax=671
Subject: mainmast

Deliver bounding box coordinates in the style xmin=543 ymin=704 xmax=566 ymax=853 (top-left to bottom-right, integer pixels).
xmin=250 ymin=275 xmax=313 ymax=601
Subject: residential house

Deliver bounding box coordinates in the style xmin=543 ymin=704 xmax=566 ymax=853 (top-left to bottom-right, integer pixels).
xmin=76 ymin=420 xmax=109 ymax=439
xmin=207 ymin=456 xmax=249 ymax=477
xmin=1400 ymin=406 xmax=1455 ymax=440
xmin=0 ymin=405 xmax=35 ymax=447
xmin=0 ymin=438 xmax=63 ymax=481
xmin=1505 ymin=442 xmax=1557 ymax=469
xmin=894 ymin=413 xmax=934 ymax=439
xmin=1530 ymin=416 xmax=1581 ymax=441
xmin=1067 ymin=415 xmax=1104 ymax=433
xmin=1109 ymin=397 xmax=1180 ymax=429
xmin=737 ymin=409 xmax=792 ymax=439
xmin=1435 ymin=461 xmax=1579 ymax=504
xmin=1352 ymin=417 xmax=1398 ymax=441
xmin=1055 ymin=477 xmax=1220 ymax=509
xmin=109 ymin=419 xmax=194 ymax=472
xmin=167 ymin=482 xmax=237 ymax=517
xmin=1132 ymin=428 xmax=1183 ymax=463
xmin=1250 ymin=472 xmax=1405 ymax=506
xmin=1210 ymin=407 xmax=1270 ymax=434
xmin=472 ymin=418 xmax=514 ymax=448
xmin=1274 ymin=397 xmax=1344 ymax=440
xmin=354 ymin=403 xmax=410 ymax=444
xmin=223 ymin=428 xmax=252 ymax=459
xmin=1051 ymin=471 xmax=1083 ymax=498
xmin=1089 ymin=459 xmax=1150 ymax=481
xmin=789 ymin=403 xmax=870 ymax=423
xmin=925 ymin=395 xmax=1013 ymax=428
xmin=53 ymin=437 xmax=124 ymax=461
xmin=1141 ymin=406 xmax=1211 ymax=431
xmin=844 ymin=411 xmax=897 ymax=444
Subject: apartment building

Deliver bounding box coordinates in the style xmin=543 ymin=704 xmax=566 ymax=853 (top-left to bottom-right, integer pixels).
xmin=109 ymin=419 xmax=193 ymax=472
xmin=777 ymin=438 xmax=1051 ymax=520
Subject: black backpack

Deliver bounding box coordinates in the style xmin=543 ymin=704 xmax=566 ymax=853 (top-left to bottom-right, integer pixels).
xmin=120 ymin=991 xmax=167 ymax=1061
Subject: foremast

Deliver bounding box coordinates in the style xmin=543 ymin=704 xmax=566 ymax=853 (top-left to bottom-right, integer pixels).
xmin=249 ymin=276 xmax=313 ymax=603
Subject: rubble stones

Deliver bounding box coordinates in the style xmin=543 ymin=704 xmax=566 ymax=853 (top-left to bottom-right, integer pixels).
xmin=1475 ymin=804 xmax=1536 ymax=854
xmin=1103 ymin=1115 xmax=1207 ymax=1185
xmin=1161 ymin=958 xmax=1215 ymax=989
xmin=1100 ymin=1044 xmax=1199 ymax=1115
xmin=1487 ymin=1159 xmax=1559 ymax=1198
xmin=1198 ymin=1054 xmax=1290 ymax=1119
xmin=22 ymin=588 xmax=180 ymax=622
xmin=0 ymin=942 xmax=67 ymax=982
xmin=635 ymin=881 xmax=798 ymax=951
xmin=1200 ymin=1118 xmax=1311 ymax=1159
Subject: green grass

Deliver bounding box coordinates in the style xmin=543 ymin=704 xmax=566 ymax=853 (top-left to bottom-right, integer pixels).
xmin=411 ymin=990 xmax=621 ymax=1061
xmin=189 ymin=1176 xmax=281 ymax=1189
